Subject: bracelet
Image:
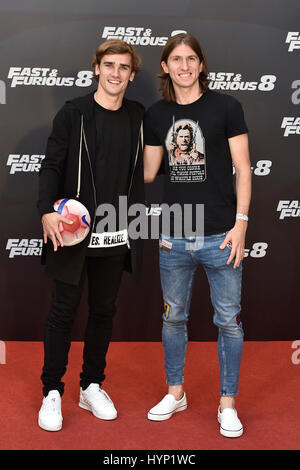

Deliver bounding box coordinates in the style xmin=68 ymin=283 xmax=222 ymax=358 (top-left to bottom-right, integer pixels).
xmin=236 ymin=213 xmax=248 ymax=221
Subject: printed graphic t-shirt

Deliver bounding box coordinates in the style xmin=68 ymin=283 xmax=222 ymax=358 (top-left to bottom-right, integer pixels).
xmin=144 ymin=90 xmax=248 ymax=236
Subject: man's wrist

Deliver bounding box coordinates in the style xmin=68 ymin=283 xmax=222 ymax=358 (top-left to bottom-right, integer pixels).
xmin=236 ymin=213 xmax=248 ymax=222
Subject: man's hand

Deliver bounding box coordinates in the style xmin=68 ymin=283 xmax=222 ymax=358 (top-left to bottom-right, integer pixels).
xmin=41 ymin=212 xmax=73 ymax=251
xmin=219 ymin=220 xmax=248 ymax=269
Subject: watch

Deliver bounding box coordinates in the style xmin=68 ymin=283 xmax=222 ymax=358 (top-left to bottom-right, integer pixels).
xmin=236 ymin=213 xmax=248 ymax=221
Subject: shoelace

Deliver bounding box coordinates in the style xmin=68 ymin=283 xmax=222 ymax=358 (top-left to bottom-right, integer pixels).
xmin=42 ymin=397 xmax=60 ymax=416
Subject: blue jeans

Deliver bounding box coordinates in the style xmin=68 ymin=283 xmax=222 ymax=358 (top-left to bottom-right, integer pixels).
xmin=159 ymin=233 xmax=244 ymax=397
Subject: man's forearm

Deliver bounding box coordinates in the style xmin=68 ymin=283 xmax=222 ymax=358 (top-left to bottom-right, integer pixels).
xmin=37 ymin=168 xmax=60 ymax=217
xmin=235 ymin=167 xmax=252 ymax=217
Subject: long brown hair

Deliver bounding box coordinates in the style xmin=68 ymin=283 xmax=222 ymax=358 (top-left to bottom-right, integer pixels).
xmin=92 ymin=39 xmax=142 ymax=82
xmin=159 ymin=33 xmax=210 ymax=102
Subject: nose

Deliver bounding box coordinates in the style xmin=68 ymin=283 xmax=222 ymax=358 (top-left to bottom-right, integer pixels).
xmin=111 ymin=65 xmax=121 ymax=77
xmin=180 ymin=58 xmax=189 ymax=70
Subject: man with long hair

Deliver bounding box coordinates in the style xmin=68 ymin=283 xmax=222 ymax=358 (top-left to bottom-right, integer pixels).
xmin=37 ymin=40 xmax=144 ymax=431
xmin=144 ymin=33 xmax=251 ymax=437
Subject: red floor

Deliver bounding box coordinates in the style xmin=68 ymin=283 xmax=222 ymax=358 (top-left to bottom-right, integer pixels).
xmin=0 ymin=341 xmax=299 ymax=450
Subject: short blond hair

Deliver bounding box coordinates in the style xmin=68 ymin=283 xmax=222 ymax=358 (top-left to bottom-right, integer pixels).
xmin=92 ymin=39 xmax=142 ymax=81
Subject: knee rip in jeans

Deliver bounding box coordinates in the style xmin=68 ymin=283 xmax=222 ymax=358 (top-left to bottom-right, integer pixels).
xmin=163 ymin=300 xmax=170 ymax=319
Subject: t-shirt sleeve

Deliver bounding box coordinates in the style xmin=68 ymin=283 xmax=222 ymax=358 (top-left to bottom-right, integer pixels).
xmin=144 ymin=106 xmax=163 ymax=146
xmin=226 ymin=97 xmax=248 ymax=138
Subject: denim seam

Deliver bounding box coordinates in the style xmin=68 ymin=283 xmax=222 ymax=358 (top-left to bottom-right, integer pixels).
xmin=190 ymin=248 xmax=199 ymax=265
xmin=220 ymin=330 xmax=227 ymax=395
xmin=178 ymin=264 xmax=196 ymax=385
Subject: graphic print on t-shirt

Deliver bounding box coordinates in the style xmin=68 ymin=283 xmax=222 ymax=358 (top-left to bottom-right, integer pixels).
xmin=165 ymin=117 xmax=206 ymax=183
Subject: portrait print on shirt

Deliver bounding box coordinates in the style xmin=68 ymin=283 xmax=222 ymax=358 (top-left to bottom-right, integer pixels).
xmin=165 ymin=118 xmax=206 ymax=183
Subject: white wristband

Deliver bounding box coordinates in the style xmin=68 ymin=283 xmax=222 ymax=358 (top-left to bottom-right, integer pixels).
xmin=236 ymin=213 xmax=248 ymax=221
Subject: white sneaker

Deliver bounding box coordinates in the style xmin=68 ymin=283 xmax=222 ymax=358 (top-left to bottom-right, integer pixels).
xmin=79 ymin=383 xmax=117 ymax=420
xmin=147 ymin=393 xmax=187 ymax=421
xmin=38 ymin=390 xmax=62 ymax=431
xmin=218 ymin=406 xmax=243 ymax=437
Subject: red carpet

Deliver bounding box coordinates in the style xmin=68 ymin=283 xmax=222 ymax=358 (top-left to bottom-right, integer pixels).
xmin=0 ymin=341 xmax=299 ymax=450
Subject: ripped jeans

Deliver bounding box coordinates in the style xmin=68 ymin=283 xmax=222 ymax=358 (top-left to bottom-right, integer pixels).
xmin=159 ymin=233 xmax=244 ymax=397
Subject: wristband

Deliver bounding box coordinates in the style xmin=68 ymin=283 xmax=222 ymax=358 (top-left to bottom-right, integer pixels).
xmin=236 ymin=213 xmax=248 ymax=221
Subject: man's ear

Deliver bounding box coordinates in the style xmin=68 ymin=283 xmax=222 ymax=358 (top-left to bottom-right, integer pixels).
xmin=95 ymin=63 xmax=100 ymax=77
xmin=129 ymin=71 xmax=136 ymax=82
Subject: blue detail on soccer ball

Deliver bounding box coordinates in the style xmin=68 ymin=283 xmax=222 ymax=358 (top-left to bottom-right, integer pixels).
xmin=57 ymin=198 xmax=69 ymax=214
xmin=82 ymin=215 xmax=90 ymax=227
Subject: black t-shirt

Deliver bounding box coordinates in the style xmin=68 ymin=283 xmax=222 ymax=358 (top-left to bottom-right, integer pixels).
xmin=144 ymin=89 xmax=248 ymax=236
xmin=87 ymin=100 xmax=131 ymax=256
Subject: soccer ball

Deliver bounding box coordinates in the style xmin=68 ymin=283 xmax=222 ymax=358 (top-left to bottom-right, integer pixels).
xmin=53 ymin=198 xmax=91 ymax=246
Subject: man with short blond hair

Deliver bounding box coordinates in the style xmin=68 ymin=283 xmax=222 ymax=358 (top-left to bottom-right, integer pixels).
xmin=37 ymin=40 xmax=144 ymax=431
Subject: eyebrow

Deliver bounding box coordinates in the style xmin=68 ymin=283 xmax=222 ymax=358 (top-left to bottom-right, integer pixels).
xmin=103 ymin=61 xmax=131 ymax=68
xmin=170 ymin=55 xmax=198 ymax=59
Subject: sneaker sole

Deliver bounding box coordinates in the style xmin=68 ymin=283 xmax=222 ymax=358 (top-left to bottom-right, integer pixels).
xmin=78 ymin=400 xmax=117 ymax=420
xmin=147 ymin=403 xmax=187 ymax=421
xmin=219 ymin=426 xmax=243 ymax=438
xmin=218 ymin=415 xmax=243 ymax=438
xmin=38 ymin=418 xmax=62 ymax=432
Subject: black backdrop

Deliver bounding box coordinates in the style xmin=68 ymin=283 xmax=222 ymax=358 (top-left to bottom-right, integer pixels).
xmin=0 ymin=0 xmax=299 ymax=341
